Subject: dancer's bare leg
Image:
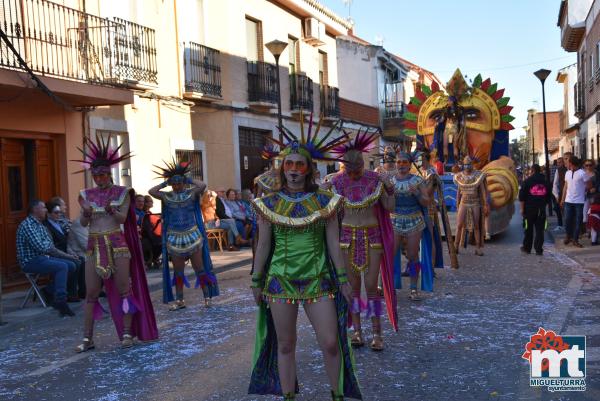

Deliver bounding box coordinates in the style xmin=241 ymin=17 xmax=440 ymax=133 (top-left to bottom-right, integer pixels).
xmin=304 ymin=299 xmax=341 ymax=391
xmin=77 ymin=260 xmax=102 ymax=352
xmin=344 ymin=250 xmax=363 ymax=346
xmin=364 ymin=249 xmax=383 ymax=350
xmin=270 ymin=302 xmax=299 ymax=395
xmin=113 ymin=257 xmax=133 ymax=341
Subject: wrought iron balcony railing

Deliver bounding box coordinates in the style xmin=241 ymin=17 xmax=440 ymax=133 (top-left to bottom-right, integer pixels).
xmin=290 ymin=73 xmax=313 ymax=111
xmin=247 ymin=61 xmax=277 ymax=104
xmin=0 ymin=0 xmax=157 ymax=86
xmin=320 ymin=85 xmax=339 ymax=118
xmin=383 ymin=101 xmax=406 ymax=119
xmin=183 ymin=42 xmax=221 ymax=98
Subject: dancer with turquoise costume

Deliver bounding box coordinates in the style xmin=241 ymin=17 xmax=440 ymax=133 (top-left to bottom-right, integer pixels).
xmin=327 ymin=131 xmax=397 ymax=352
xmin=248 ymin=120 xmax=361 ymax=401
xmin=392 ymin=151 xmax=433 ymax=301
xmin=73 ymin=135 xmax=158 ymax=352
xmin=149 ymin=159 xmax=218 ymax=310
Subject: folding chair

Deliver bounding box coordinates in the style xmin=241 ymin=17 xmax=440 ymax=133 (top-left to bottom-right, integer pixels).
xmin=21 ymin=273 xmax=49 ymax=308
xmin=206 ymin=228 xmax=228 ymax=253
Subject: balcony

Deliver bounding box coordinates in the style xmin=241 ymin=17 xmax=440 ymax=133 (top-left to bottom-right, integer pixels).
xmin=383 ymin=101 xmax=406 ymax=119
xmin=290 ymin=73 xmax=313 ymax=112
xmin=0 ymin=0 xmax=157 ymax=105
xmin=247 ymin=61 xmax=277 ymax=107
xmin=183 ymin=42 xmax=222 ymax=101
xmin=382 ymin=101 xmax=408 ymax=141
xmin=320 ymin=85 xmax=339 ymax=118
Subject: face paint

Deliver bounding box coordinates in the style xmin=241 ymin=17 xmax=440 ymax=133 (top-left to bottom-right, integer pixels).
xmin=283 ymin=154 xmax=309 ymax=188
xmin=92 ymin=173 xmax=111 ymax=188
xmin=283 ymin=159 xmax=308 ymax=174
xmin=396 ymin=159 xmax=410 ymax=173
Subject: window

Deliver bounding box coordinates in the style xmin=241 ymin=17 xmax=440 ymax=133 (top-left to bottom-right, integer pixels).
xmin=591 ymin=53 xmax=595 ymax=80
xmin=175 ymin=149 xmax=204 ymax=180
xmin=288 ymin=36 xmax=298 ymax=75
xmin=318 ymin=51 xmax=327 ymax=85
xmin=245 ymin=18 xmax=259 ymax=62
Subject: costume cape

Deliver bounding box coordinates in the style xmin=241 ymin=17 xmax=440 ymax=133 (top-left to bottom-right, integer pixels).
xmin=162 ymin=192 xmax=219 ymax=303
xmin=393 ymin=204 xmax=434 ymax=292
xmin=96 ymin=189 xmax=159 ymax=341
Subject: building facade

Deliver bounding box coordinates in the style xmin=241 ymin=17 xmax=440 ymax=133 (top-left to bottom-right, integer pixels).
xmin=558 ymin=0 xmax=599 ymax=160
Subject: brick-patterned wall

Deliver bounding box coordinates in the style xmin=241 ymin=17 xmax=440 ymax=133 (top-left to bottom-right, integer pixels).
xmin=532 ymin=111 xmax=561 ymax=154
xmin=340 ymin=98 xmax=379 ymax=126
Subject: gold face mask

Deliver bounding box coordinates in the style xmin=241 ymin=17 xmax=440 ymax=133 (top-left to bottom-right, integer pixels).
xmin=403 ymin=69 xmax=514 ymax=167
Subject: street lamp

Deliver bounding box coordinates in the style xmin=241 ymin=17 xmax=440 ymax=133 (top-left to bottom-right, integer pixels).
xmin=534 ymin=68 xmax=552 ymax=214
xmin=265 ymin=39 xmax=288 ymax=142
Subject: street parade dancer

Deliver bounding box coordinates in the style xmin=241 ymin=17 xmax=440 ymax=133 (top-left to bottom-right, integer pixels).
xmin=327 ymin=131 xmax=397 ymax=351
xmin=248 ymin=120 xmax=361 ymax=401
xmin=149 ymin=159 xmax=218 ymax=310
xmin=392 ymin=151 xmax=433 ymax=301
xmin=418 ymin=151 xmax=445 ymax=269
xmin=454 ymin=156 xmax=488 ymax=256
xmin=73 ymin=135 xmax=158 ymax=352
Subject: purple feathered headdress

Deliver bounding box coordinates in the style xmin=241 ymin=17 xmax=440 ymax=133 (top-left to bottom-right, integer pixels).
xmin=72 ymin=134 xmax=132 ymax=175
xmin=331 ymin=127 xmax=380 ymax=158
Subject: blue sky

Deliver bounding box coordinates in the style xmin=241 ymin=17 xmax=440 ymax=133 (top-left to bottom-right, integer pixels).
xmin=321 ymin=0 xmax=576 ymax=140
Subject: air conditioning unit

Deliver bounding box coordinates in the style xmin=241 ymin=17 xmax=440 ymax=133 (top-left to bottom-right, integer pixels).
xmin=303 ymin=17 xmax=325 ymax=47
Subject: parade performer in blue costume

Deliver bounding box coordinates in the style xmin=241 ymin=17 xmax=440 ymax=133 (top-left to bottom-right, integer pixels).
xmin=149 ymin=160 xmax=218 ymax=310
xmin=391 ymin=151 xmax=433 ymax=301
xmin=248 ymin=120 xmax=361 ymax=401
xmin=418 ymin=151 xmax=445 ymax=269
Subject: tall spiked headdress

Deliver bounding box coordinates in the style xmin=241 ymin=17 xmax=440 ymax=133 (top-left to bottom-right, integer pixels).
xmin=331 ymin=127 xmax=380 ymax=158
xmin=153 ymin=158 xmax=192 ymax=185
xmin=72 ymin=134 xmax=132 ymax=175
xmin=264 ymin=112 xmax=350 ymax=163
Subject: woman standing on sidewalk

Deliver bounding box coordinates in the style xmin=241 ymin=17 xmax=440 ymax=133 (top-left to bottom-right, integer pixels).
xmin=248 ymin=124 xmax=361 ymax=401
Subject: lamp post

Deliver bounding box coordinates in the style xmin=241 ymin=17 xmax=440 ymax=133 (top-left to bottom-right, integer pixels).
xmin=265 ymin=39 xmax=288 ymax=142
xmin=534 ymin=68 xmax=552 ymax=215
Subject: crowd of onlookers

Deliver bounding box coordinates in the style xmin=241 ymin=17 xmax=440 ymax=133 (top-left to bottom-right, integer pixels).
xmin=520 ymin=154 xmax=600 ymax=252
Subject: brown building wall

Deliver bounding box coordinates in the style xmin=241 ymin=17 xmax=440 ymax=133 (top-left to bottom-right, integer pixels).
xmin=339 ymin=98 xmax=379 ymax=126
xmin=532 ymin=111 xmax=561 ymax=154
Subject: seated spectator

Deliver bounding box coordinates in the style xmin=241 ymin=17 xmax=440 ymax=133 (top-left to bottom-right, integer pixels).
xmin=48 ymin=196 xmax=72 ymax=233
xmin=16 ymin=200 xmax=78 ymax=316
xmin=203 ymin=190 xmax=248 ymax=251
xmin=45 ymin=201 xmax=84 ymax=302
xmin=141 ymin=212 xmax=162 ymax=269
xmin=67 ymin=216 xmax=88 ymax=298
xmin=225 ymin=189 xmax=252 ymax=239
xmin=134 ymin=194 xmax=146 ymax=227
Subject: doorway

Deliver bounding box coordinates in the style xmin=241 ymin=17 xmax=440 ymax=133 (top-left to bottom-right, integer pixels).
xmin=0 ymin=137 xmax=57 ymax=288
xmin=238 ymin=126 xmax=270 ymax=191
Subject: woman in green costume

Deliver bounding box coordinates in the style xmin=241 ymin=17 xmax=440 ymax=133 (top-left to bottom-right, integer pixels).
xmin=248 ymin=124 xmax=361 ymax=401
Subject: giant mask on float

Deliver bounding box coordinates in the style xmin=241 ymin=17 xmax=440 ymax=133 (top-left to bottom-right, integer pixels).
xmin=404 ymin=68 xmax=515 ymax=169
xmin=403 ymin=69 xmax=518 ymax=210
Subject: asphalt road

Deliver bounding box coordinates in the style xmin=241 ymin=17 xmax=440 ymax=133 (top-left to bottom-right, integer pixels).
xmin=1 ymin=210 xmax=598 ymax=401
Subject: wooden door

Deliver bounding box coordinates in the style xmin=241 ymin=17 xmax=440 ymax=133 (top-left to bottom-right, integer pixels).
xmin=0 ymin=139 xmax=28 ymax=283
xmin=34 ymin=139 xmax=56 ymax=202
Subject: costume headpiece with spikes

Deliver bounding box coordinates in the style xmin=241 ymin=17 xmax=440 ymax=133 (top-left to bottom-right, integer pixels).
xmin=72 ymin=134 xmax=132 ymax=175
xmin=265 ymin=111 xmax=350 ymax=163
xmin=153 ymin=158 xmax=192 ymax=185
xmin=331 ymin=127 xmax=380 ymax=159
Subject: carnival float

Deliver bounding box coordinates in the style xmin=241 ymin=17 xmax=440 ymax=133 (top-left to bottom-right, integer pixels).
xmin=404 ymin=69 xmax=519 ymax=236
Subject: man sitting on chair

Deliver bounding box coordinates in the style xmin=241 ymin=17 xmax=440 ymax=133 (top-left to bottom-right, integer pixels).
xmin=16 ymin=199 xmax=80 ymax=316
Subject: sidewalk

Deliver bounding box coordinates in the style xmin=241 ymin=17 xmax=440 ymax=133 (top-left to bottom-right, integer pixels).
xmin=545 ymin=213 xmax=600 ymax=272
xmin=0 ymin=249 xmax=252 ymax=327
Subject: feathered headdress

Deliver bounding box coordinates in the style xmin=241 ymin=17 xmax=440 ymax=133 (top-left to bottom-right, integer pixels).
xmin=396 ymin=150 xmax=421 ymax=163
xmin=72 ymin=134 xmax=132 ymax=174
xmin=265 ymin=112 xmax=350 ymax=162
xmin=153 ymin=158 xmax=192 ymax=184
xmin=331 ymin=127 xmax=379 ymax=158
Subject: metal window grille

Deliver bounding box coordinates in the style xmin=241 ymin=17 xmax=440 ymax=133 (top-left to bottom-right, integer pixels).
xmin=175 ymin=149 xmax=203 ymax=181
